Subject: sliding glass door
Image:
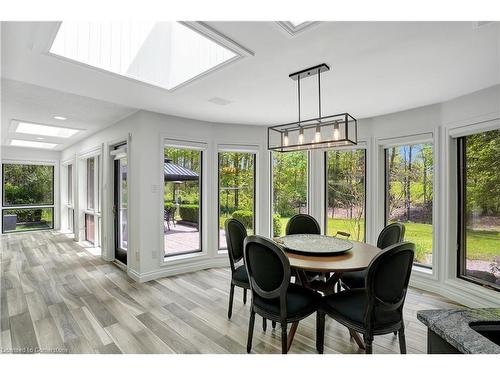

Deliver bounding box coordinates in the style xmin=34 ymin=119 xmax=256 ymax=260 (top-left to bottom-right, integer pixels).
xmin=114 ymin=145 xmax=128 ymax=264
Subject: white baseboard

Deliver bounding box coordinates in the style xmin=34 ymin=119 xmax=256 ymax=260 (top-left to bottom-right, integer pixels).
xmin=127 ymin=257 xmax=229 ymax=282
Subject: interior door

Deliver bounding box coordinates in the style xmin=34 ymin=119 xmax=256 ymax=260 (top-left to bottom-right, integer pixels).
xmin=113 ymin=145 xmax=128 ymax=264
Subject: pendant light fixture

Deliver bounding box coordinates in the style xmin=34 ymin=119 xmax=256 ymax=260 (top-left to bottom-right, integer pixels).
xmin=268 ymin=63 xmax=357 ymax=152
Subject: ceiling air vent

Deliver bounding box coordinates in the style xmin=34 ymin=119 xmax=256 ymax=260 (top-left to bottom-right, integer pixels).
xmin=208 ymin=97 xmax=232 ymax=106
xmin=473 ymin=21 xmax=496 ymax=29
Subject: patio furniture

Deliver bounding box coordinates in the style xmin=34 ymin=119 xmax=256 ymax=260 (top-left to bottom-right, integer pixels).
xmin=335 ymin=231 xmax=351 ymax=239
xmin=317 ymin=241 xmax=415 ymax=354
xmin=164 ymin=206 xmax=177 ymax=231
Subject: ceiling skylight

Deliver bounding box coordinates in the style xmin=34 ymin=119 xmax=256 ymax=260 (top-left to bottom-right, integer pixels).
xmin=15 ymin=121 xmax=80 ymax=138
xmin=49 ymin=21 xmax=238 ymax=90
xmin=10 ymin=139 xmax=58 ymax=149
xmin=277 ymin=21 xmax=318 ymax=36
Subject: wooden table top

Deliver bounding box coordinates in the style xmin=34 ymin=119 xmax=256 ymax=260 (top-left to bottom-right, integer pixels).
xmin=283 ymin=237 xmax=382 ymax=272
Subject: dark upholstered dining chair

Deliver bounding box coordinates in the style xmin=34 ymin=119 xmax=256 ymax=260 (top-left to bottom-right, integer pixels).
xmin=341 ymin=223 xmax=405 ymax=289
xmin=225 ymin=219 xmax=270 ymax=330
xmin=317 ymin=241 xmax=415 ymax=354
xmin=285 ymin=214 xmax=324 ymax=283
xmin=243 ymin=235 xmax=322 ymax=354
xmin=285 ymin=214 xmax=321 ymax=235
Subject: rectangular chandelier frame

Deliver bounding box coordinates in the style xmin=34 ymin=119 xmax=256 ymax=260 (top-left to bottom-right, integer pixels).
xmin=268 ymin=112 xmax=357 ymax=152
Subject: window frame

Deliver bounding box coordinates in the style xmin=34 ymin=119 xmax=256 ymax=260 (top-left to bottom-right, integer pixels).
xmin=1 ymin=161 xmax=56 ymax=234
xmin=217 ymin=149 xmax=257 ymax=250
xmin=324 ymin=146 xmax=367 ymax=242
xmin=83 ymin=154 xmax=101 ymax=247
xmin=456 ymin=133 xmax=500 ymax=292
xmin=65 ymin=162 xmax=74 ymax=233
xmin=381 ymin=136 xmax=435 ymax=271
xmin=2 ymin=163 xmax=55 ymax=207
xmin=270 ymin=150 xmax=310 ymax=237
xmin=163 ymin=141 xmax=205 ymax=259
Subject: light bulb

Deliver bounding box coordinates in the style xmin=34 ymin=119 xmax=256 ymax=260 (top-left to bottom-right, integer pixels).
xmin=284 ymin=130 xmax=289 ymax=146
xmin=333 ymin=123 xmax=340 ymax=141
xmin=298 ymin=128 xmax=304 ymax=144
xmin=315 ymin=125 xmax=321 ymax=143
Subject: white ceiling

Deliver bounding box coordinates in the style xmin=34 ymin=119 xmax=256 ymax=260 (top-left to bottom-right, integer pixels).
xmin=1 ymin=21 xmax=499 ymax=148
xmin=1 ymin=79 xmax=137 ymax=150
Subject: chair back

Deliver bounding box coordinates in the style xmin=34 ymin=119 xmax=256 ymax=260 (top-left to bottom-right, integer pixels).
xmin=225 ymin=219 xmax=247 ymax=271
xmin=285 ymin=214 xmax=320 ymax=235
xmin=377 ymin=222 xmax=405 ymax=249
xmin=364 ymin=241 xmax=415 ymax=329
xmin=243 ymin=235 xmax=290 ymax=302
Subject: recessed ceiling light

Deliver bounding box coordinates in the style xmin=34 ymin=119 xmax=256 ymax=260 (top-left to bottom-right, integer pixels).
xmin=53 ymin=116 xmax=67 ymax=120
xmin=15 ymin=121 xmax=80 ymax=138
xmin=36 ymin=137 xmax=45 ymax=140
xmin=10 ymin=139 xmax=58 ymax=149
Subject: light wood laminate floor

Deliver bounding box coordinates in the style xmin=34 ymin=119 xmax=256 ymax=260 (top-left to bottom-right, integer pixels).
xmin=0 ymin=231 xmax=459 ymax=354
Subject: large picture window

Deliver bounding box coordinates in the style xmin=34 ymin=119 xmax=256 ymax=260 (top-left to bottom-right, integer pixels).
xmin=271 ymin=151 xmax=308 ymax=237
xmin=218 ymin=151 xmax=256 ymax=249
xmin=2 ymin=163 xmax=55 ymax=233
xmin=325 ymin=149 xmax=366 ymax=241
xmin=164 ymin=145 xmax=202 ymax=258
xmin=385 ymin=143 xmax=433 ymax=267
xmin=458 ymin=129 xmax=500 ymax=291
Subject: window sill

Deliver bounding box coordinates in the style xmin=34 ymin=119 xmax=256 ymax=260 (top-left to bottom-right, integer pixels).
xmin=411 ymin=264 xmax=437 ymax=281
xmin=163 ymin=250 xmax=206 ymax=264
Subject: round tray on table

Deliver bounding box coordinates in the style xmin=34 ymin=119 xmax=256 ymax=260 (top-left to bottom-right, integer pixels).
xmin=276 ymin=234 xmax=353 ymax=256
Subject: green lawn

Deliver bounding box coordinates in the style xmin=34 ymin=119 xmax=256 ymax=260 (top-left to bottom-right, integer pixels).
xmin=221 ymin=215 xmax=498 ymax=265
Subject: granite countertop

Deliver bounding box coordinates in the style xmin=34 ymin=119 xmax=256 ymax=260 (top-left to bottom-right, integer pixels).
xmin=417 ymin=308 xmax=500 ymax=354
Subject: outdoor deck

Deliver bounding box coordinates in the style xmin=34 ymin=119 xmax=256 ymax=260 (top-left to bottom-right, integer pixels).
xmin=164 ymin=221 xmax=226 ymax=256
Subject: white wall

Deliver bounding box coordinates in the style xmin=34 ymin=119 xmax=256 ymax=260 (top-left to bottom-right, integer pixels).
xmin=1 ymin=145 xmax=61 ymax=161
xmin=60 ymin=110 xmax=270 ymax=282
xmin=58 ymin=83 xmax=500 ymax=308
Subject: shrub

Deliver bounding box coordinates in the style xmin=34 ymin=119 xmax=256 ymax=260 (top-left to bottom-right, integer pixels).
xmin=6 ymin=209 xmax=43 ymax=223
xmin=164 ymin=202 xmax=175 ymax=210
xmin=232 ymin=210 xmax=253 ymax=230
xmin=272 ymin=214 xmax=282 ymax=237
xmin=179 ymin=204 xmax=199 ymax=223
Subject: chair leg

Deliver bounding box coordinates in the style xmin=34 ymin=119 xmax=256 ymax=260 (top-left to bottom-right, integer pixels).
xmin=262 ymin=318 xmax=267 ymax=332
xmin=247 ymin=309 xmax=255 ymax=353
xmin=398 ymin=325 xmax=407 ymax=354
xmin=364 ymin=334 xmax=374 ymax=354
xmin=272 ymin=321 xmax=276 ymax=329
xmin=243 ymin=288 xmax=247 ymax=304
xmin=316 ymin=311 xmax=325 ymax=354
xmin=228 ymin=283 xmax=235 ymax=319
xmin=281 ymin=321 xmax=288 ymax=354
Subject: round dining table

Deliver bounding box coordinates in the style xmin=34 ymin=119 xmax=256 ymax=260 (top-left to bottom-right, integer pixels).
xmin=275 ymin=234 xmax=382 ymax=351
xmin=276 ymin=234 xmax=382 ymax=274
